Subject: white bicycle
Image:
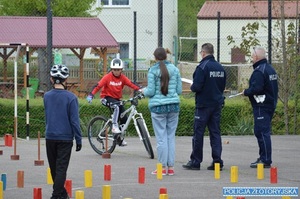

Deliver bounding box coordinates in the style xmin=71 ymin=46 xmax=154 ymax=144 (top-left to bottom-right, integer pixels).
xmin=87 ymin=92 xmax=154 ymax=159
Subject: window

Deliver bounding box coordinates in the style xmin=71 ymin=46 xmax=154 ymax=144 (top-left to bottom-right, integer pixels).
xmin=101 ymin=0 xmax=108 ymax=5
xmin=112 ymin=0 xmax=129 ymax=5
xmin=99 ymin=0 xmax=130 ymax=6
xmin=119 ymin=43 xmax=129 ymax=69
xmin=119 ymin=43 xmax=129 ymax=59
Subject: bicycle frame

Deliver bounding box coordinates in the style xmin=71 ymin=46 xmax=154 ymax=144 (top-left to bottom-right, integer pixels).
xmin=119 ymin=103 xmax=151 ymax=141
xmin=88 ymin=93 xmax=154 ymax=158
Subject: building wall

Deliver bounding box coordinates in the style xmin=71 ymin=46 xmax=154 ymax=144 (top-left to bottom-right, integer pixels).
xmin=197 ymin=18 xmax=297 ymax=63
xmin=91 ymin=0 xmax=178 ymax=61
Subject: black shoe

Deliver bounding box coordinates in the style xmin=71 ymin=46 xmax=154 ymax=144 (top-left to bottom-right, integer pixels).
xmin=250 ymin=158 xmax=271 ymax=168
xmin=182 ymin=161 xmax=200 ymax=170
xmin=207 ymin=163 xmax=223 ymax=171
xmin=50 ymin=195 xmax=69 ymax=199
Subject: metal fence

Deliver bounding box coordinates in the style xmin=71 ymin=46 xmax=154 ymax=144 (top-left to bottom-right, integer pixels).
xmin=1 ymin=0 xmax=300 ymax=137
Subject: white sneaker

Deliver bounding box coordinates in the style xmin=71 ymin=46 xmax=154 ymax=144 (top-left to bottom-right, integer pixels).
xmin=119 ymin=140 xmax=127 ymax=147
xmin=112 ymin=125 xmax=121 ymax=134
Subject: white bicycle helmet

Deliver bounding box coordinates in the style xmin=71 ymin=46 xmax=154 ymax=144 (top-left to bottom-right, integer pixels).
xmin=110 ymin=58 xmax=123 ymax=69
xmin=50 ymin=64 xmax=69 ymax=79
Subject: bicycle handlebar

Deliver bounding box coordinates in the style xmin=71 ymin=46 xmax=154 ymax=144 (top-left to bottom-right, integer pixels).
xmin=122 ymin=92 xmax=144 ymax=105
xmin=108 ymin=92 xmax=144 ymax=107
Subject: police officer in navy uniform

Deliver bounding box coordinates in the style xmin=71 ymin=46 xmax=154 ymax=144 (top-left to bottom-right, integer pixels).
xmin=183 ymin=43 xmax=226 ymax=171
xmin=243 ymin=46 xmax=278 ymax=168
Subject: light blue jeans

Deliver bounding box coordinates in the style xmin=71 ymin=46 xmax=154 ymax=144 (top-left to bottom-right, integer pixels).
xmin=151 ymin=111 xmax=179 ymax=167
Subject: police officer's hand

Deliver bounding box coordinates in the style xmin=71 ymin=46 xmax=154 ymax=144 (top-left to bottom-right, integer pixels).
xmin=76 ymin=144 xmax=82 ymax=152
xmin=242 ymin=89 xmax=246 ymax=96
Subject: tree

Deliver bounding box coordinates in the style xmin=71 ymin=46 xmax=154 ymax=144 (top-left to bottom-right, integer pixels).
xmin=0 ymin=0 xmax=102 ymax=91
xmin=178 ymin=0 xmax=205 ymax=61
xmin=178 ymin=0 xmax=205 ymax=37
xmin=226 ymin=1 xmax=300 ymax=134
xmin=0 ymin=0 xmax=101 ymax=17
xmin=227 ymin=21 xmax=261 ymax=61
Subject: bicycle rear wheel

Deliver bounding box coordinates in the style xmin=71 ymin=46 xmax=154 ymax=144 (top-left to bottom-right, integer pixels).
xmin=87 ymin=116 xmax=116 ymax=155
xmin=137 ymin=118 xmax=154 ymax=159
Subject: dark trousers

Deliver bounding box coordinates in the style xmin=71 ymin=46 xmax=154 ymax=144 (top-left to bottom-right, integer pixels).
xmin=190 ymin=105 xmax=223 ymax=166
xmin=104 ymin=96 xmax=127 ymax=124
xmin=46 ymin=140 xmax=73 ymax=197
xmin=253 ymin=106 xmax=274 ymax=165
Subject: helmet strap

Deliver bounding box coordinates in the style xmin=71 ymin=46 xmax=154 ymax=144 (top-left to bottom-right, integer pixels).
xmin=62 ymin=82 xmax=67 ymax=90
xmin=51 ymin=77 xmax=67 ymax=90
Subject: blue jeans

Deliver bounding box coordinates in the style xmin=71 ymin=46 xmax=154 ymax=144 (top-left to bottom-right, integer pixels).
xmin=151 ymin=111 xmax=179 ymax=167
xmin=253 ymin=106 xmax=275 ymax=165
xmin=190 ymin=105 xmax=223 ymax=166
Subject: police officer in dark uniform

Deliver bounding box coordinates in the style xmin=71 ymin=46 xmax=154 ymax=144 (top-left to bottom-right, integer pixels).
xmin=183 ymin=43 xmax=226 ymax=171
xmin=243 ymin=46 xmax=278 ymax=168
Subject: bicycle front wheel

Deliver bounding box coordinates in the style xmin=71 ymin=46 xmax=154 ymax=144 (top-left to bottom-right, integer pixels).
xmin=87 ymin=116 xmax=116 ymax=155
xmin=137 ymin=118 xmax=154 ymax=159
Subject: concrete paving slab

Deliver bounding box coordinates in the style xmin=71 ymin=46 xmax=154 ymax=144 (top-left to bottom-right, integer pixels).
xmin=0 ymin=135 xmax=299 ymax=199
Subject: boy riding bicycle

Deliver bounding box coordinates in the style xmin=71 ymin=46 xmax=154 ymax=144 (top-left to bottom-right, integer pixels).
xmin=86 ymin=58 xmax=141 ymax=146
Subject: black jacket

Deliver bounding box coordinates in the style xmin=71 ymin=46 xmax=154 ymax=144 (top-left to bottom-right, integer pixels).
xmin=191 ymin=55 xmax=226 ymax=108
xmin=244 ymin=59 xmax=278 ymax=109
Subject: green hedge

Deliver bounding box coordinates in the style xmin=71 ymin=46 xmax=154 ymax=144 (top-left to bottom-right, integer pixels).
xmin=0 ymin=97 xmax=298 ymax=138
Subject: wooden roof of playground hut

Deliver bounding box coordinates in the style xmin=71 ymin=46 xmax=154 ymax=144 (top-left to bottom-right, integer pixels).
xmin=0 ymin=16 xmax=119 ymax=89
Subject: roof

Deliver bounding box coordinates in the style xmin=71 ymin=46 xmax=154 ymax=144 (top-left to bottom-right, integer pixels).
xmin=197 ymin=1 xmax=299 ymax=19
xmin=0 ymin=16 xmax=118 ymax=48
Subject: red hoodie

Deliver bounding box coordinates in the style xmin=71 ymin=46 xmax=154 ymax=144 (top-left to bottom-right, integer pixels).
xmin=91 ymin=72 xmax=140 ymax=100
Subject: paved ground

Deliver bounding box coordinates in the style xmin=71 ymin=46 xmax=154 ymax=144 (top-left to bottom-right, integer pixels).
xmin=0 ymin=135 xmax=299 ymax=199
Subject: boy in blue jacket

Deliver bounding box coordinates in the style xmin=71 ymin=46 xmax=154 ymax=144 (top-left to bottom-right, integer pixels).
xmin=44 ymin=64 xmax=82 ymax=199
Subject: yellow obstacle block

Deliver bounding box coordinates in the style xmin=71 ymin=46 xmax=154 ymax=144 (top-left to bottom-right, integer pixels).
xmin=47 ymin=168 xmax=53 ymax=184
xmin=214 ymin=163 xmax=220 ymax=179
xmin=230 ymin=166 xmax=238 ymax=183
xmin=0 ymin=181 xmax=3 ymax=199
xmin=84 ymin=170 xmax=93 ymax=188
xmin=159 ymin=194 xmax=168 ymax=199
xmin=102 ymin=185 xmax=111 ymax=199
xmin=75 ymin=190 xmax=84 ymax=199
xmin=226 ymin=197 xmax=233 ymax=199
xmin=257 ymin=163 xmax=264 ymax=179
xmin=282 ymin=197 xmax=291 ymax=199
xmin=156 ymin=163 xmax=163 ymax=180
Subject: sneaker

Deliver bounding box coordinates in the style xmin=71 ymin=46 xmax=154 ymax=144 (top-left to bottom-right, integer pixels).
xmin=250 ymin=158 xmax=271 ymax=168
xmin=207 ymin=163 xmax=223 ymax=171
xmin=168 ymin=169 xmax=174 ymax=176
xmin=151 ymin=169 xmax=167 ymax=175
xmin=112 ymin=125 xmax=121 ymax=134
xmin=119 ymin=139 xmax=127 ymax=147
xmin=113 ymin=133 xmax=127 ymax=147
xmin=182 ymin=160 xmax=200 ymax=170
